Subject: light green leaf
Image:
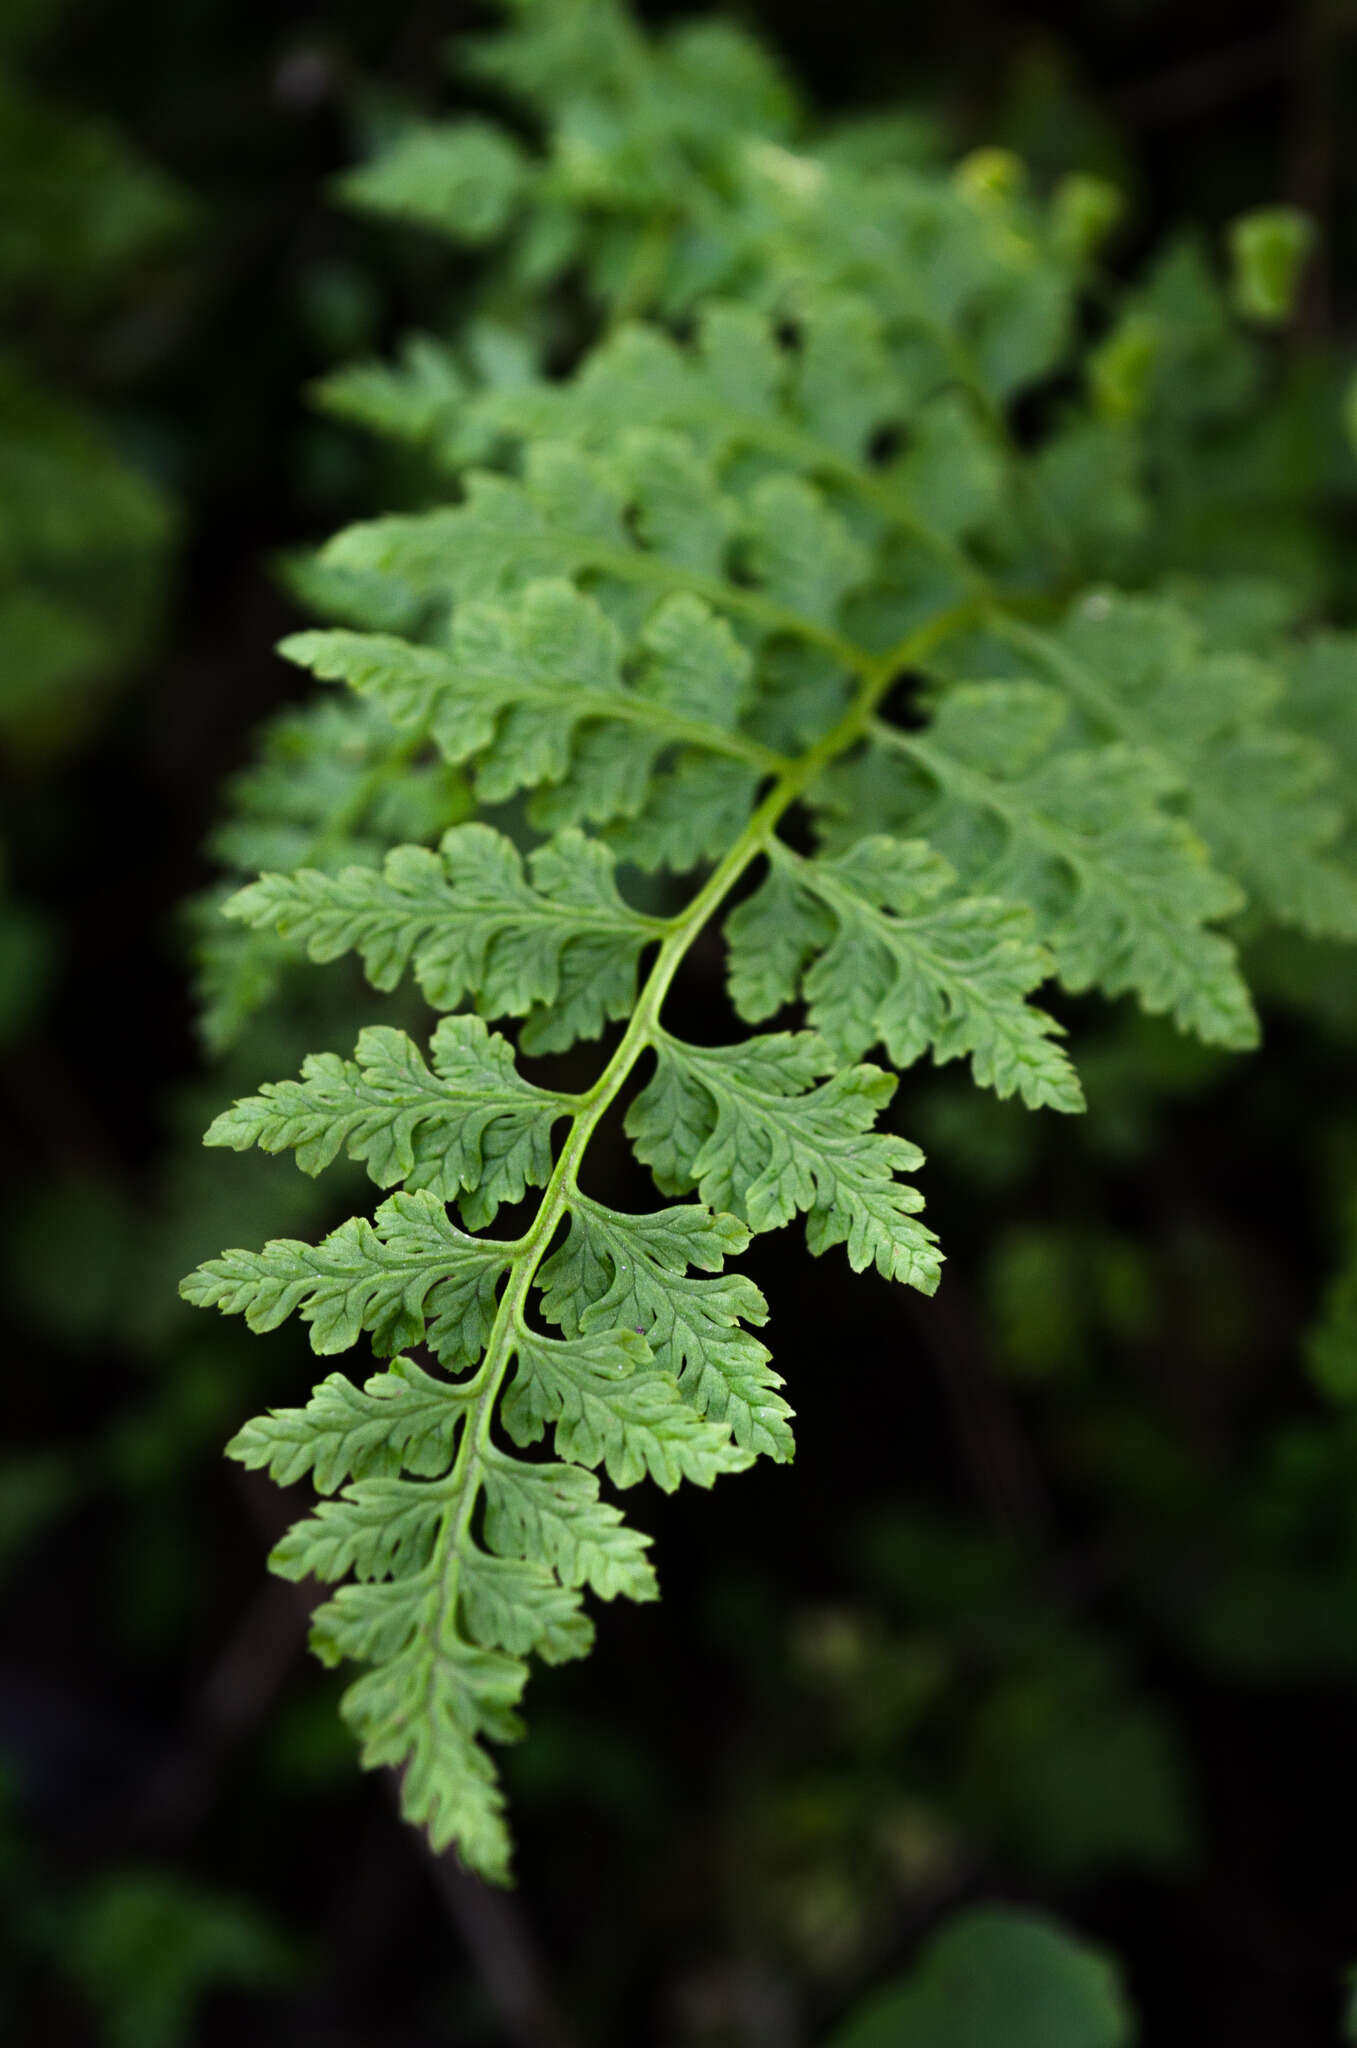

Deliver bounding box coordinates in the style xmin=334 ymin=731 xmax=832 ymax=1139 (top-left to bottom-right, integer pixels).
xmin=226 ymin=1358 xmax=475 ymax=1493
xmin=504 ymin=1325 xmax=754 ymax=1491
xmin=323 ymin=1603 xmax=523 ymax=1881
xmin=271 ymin=1477 xmax=445 ymax=1584
xmin=1228 ymin=205 xmax=1315 ymax=325
xmin=226 ymin=822 xmax=662 ymax=1054
xmin=206 ymin=1016 xmax=569 ymax=1228
xmin=1015 ymin=596 xmax=1357 ymax=943
xmin=459 ymin=1549 xmax=593 ymax=1663
xmin=283 ymin=579 xmax=766 ymax=834
xmin=628 ymin=1030 xmax=941 ymax=1287
xmin=336 ymin=120 xmax=530 ymax=244
xmin=536 ymin=1199 xmax=793 ymax=1461
xmin=312 ymin=332 xmax=468 ymax=457
xmin=823 ymin=683 xmax=1260 ymax=1048
xmin=480 ymin=1450 xmax=657 ymax=1602
xmin=180 ymin=1189 xmax=510 ymax=1362
xmin=605 ymin=751 xmax=763 ymax=872
xmin=726 ymin=838 xmax=1080 ymax=1111
xmin=741 ymin=472 xmax=870 ymax=628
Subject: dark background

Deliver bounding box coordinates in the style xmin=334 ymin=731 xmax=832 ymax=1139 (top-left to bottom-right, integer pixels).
xmin=4 ymin=2 xmax=1357 ymax=2043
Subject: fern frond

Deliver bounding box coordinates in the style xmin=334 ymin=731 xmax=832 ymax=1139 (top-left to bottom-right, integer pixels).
xmin=822 ymin=686 xmax=1259 ymax=1047
xmin=227 ymin=1358 xmax=477 ymax=1492
xmin=185 ymin=1 xmax=1357 ymax=1884
xmin=204 ymin=1016 xmax=572 ymax=1229
xmin=281 ymin=578 xmax=779 ymax=819
xmin=336 ymin=121 xmax=530 ymax=248
xmin=534 ymin=1199 xmax=786 ymax=1458
xmin=340 ymin=0 xmax=800 ymax=325
xmin=725 ymin=839 xmax=1081 ymax=1112
xmin=183 ymin=1189 xmax=511 ymax=1361
xmin=998 ymin=597 xmax=1357 ymax=942
xmin=226 ymin=822 xmax=663 ymax=1054
xmin=187 ymin=601 xmax=970 ymax=1873
xmin=194 ymin=693 xmax=469 ymax=1052
xmin=626 ymin=1030 xmax=940 ymax=1283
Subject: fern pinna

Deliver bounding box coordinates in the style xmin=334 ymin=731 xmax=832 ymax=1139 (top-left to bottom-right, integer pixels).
xmin=182 ymin=8 xmax=1357 ymax=1885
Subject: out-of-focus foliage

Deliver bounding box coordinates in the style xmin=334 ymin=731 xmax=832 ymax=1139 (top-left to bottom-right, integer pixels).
xmin=65 ymin=1869 xmax=299 ymax=2048
xmin=0 ymin=354 xmax=173 ymax=760
xmin=824 ymin=1907 xmax=1133 ymax=2048
xmin=336 ymin=0 xmax=808 ymax=328
xmin=0 ymin=17 xmax=184 ymax=759
xmin=0 ymin=1771 xmax=299 ymax=2048
xmin=0 ymin=0 xmax=184 ymax=1126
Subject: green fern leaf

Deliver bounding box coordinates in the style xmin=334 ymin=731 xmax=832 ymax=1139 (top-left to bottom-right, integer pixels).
xmin=270 ymin=1477 xmax=446 ymax=1585
xmin=627 ymin=1030 xmax=941 ymax=1285
xmin=458 ymin=1550 xmax=594 ymax=1663
xmin=535 ymin=1198 xmax=790 ymax=1459
xmin=479 ymin=1450 xmax=657 ymax=1602
xmin=824 ymin=681 xmax=1260 ymax=1048
xmin=1008 ymin=596 xmax=1357 ymax=942
xmin=281 ymin=578 xmax=771 ymax=827
xmin=312 ymin=331 xmax=470 ymax=457
xmin=226 ymin=822 xmax=664 ymax=1053
xmin=473 ymin=297 xmax=901 ymax=486
xmin=726 ymin=838 xmax=1081 ymax=1112
xmin=205 ymin=1016 xmax=571 ymax=1229
xmin=184 ymin=3 xmax=1357 ymax=1886
xmin=319 ymin=433 xmax=875 ymax=651
xmin=182 ymin=1189 xmax=511 ymax=1362
xmin=335 ymin=120 xmax=530 ymax=245
xmin=505 ymin=1325 xmax=755 ymax=1491
xmin=317 ymin=1599 xmax=523 ymax=1878
xmin=193 ymin=692 xmax=469 ymax=1051
xmin=226 ymin=1358 xmax=476 ymax=1493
